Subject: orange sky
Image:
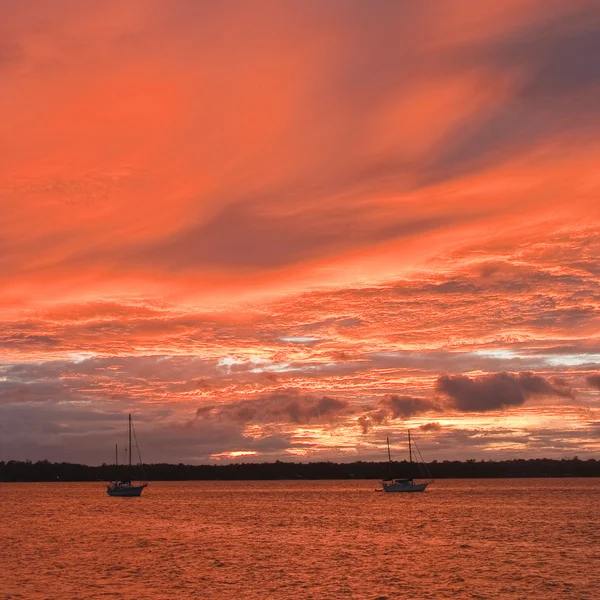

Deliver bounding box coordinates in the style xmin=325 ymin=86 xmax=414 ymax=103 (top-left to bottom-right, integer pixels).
xmin=1 ymin=0 xmax=599 ymax=464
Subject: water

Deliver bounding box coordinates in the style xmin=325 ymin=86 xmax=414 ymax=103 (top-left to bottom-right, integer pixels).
xmin=1 ymin=479 xmax=598 ymax=599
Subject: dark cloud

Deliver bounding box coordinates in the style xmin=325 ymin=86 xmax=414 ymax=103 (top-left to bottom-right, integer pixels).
xmin=357 ymin=409 xmax=388 ymax=434
xmin=0 ymin=399 xmax=294 ymax=464
xmin=357 ymin=415 xmax=372 ymax=434
xmin=418 ymin=423 xmax=600 ymax=461
xmin=196 ymin=389 xmax=351 ymax=425
xmin=0 ymin=333 xmax=61 ymax=349
xmin=365 ymin=350 xmax=527 ymax=375
xmin=586 ymin=374 xmax=600 ymax=390
xmin=357 ymin=395 xmax=438 ymax=434
xmin=424 ymin=6 xmax=600 ymax=184
xmin=379 ymin=394 xmax=439 ymax=419
xmin=299 ymin=316 xmax=363 ymax=332
xmin=0 ymin=379 xmax=74 ymax=405
xmin=135 ymin=196 xmax=463 ymax=272
xmin=477 ymin=8 xmax=600 ymax=101
xmin=436 ymin=371 xmax=573 ymax=412
xmin=407 ymin=261 xmax=593 ymax=297
xmin=419 ymin=422 xmax=441 ymax=432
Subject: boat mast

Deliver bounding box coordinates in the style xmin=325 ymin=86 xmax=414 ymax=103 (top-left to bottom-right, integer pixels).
xmin=408 ymin=429 xmax=412 ymax=463
xmin=386 ymin=437 xmax=393 ymax=481
xmin=128 ymin=414 xmax=132 ymax=483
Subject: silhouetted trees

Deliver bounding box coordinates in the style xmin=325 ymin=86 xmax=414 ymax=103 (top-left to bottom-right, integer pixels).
xmin=0 ymin=457 xmax=598 ymax=482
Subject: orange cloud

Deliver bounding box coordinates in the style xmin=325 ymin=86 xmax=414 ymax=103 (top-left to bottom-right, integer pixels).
xmin=1 ymin=1 xmax=599 ymax=462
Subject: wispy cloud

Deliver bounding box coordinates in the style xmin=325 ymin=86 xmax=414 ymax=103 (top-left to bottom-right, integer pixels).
xmin=1 ymin=1 xmax=599 ymax=461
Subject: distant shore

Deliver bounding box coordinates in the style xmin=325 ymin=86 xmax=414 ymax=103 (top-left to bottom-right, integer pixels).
xmin=1 ymin=457 xmax=598 ymax=482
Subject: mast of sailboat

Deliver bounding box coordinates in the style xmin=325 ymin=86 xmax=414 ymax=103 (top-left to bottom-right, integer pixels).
xmin=386 ymin=437 xmax=393 ymax=481
xmin=128 ymin=414 xmax=132 ymax=483
xmin=408 ymin=430 xmax=412 ymax=463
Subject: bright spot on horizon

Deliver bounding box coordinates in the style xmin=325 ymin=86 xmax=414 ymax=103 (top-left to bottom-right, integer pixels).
xmin=210 ymin=451 xmax=259 ymax=460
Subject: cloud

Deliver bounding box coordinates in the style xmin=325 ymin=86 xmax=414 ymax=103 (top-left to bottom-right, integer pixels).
xmin=135 ymin=199 xmax=465 ymax=272
xmin=0 ymin=1 xmax=599 ymax=464
xmin=586 ymin=374 xmax=600 ymax=390
xmin=196 ymin=389 xmax=352 ymax=425
xmin=0 ymin=333 xmax=61 ymax=350
xmin=415 ymin=421 xmax=600 ymax=461
xmin=419 ymin=422 xmax=441 ymax=432
xmin=357 ymin=415 xmax=372 ymax=434
xmin=424 ymin=4 xmax=600 ymax=184
xmin=378 ymin=394 xmax=439 ymax=419
xmin=356 ymin=409 xmax=390 ymax=434
xmin=436 ymin=371 xmax=573 ymax=412
xmin=0 ymin=379 xmax=73 ymax=405
xmin=0 ymin=397 xmax=295 ymax=464
xmin=357 ymin=395 xmax=438 ymax=433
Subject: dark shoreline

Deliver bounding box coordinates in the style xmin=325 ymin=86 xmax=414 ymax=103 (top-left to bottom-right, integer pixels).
xmin=1 ymin=457 xmax=598 ymax=482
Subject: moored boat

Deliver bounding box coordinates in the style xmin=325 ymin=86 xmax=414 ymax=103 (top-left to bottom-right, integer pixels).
xmin=380 ymin=430 xmax=433 ymax=492
xmin=107 ymin=414 xmax=147 ymax=497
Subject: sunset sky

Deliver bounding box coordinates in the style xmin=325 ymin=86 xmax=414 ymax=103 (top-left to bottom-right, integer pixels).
xmin=1 ymin=0 xmax=599 ymax=465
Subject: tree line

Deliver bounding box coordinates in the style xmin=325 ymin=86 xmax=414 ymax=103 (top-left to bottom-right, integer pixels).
xmin=1 ymin=457 xmax=598 ymax=482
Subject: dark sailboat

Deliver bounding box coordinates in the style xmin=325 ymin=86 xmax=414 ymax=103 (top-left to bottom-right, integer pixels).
xmin=380 ymin=430 xmax=433 ymax=492
xmin=107 ymin=414 xmax=147 ymax=497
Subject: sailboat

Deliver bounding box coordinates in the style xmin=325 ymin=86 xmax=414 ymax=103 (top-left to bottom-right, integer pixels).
xmin=107 ymin=414 xmax=147 ymax=497
xmin=380 ymin=430 xmax=433 ymax=492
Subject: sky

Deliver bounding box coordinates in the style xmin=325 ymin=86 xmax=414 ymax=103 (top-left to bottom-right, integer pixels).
xmin=1 ymin=0 xmax=599 ymax=465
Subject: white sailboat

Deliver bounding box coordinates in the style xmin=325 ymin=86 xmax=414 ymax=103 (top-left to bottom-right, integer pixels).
xmin=107 ymin=414 xmax=147 ymax=497
xmin=380 ymin=430 xmax=433 ymax=492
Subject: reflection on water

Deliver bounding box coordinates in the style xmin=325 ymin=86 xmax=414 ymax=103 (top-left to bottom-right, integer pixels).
xmin=1 ymin=479 xmax=598 ymax=599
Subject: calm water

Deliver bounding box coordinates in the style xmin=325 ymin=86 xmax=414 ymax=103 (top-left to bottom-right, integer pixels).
xmin=1 ymin=479 xmax=598 ymax=599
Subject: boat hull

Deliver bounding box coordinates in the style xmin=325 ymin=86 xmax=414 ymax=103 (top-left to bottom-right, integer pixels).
xmin=382 ymin=481 xmax=430 ymax=492
xmin=107 ymin=484 xmax=147 ymax=497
